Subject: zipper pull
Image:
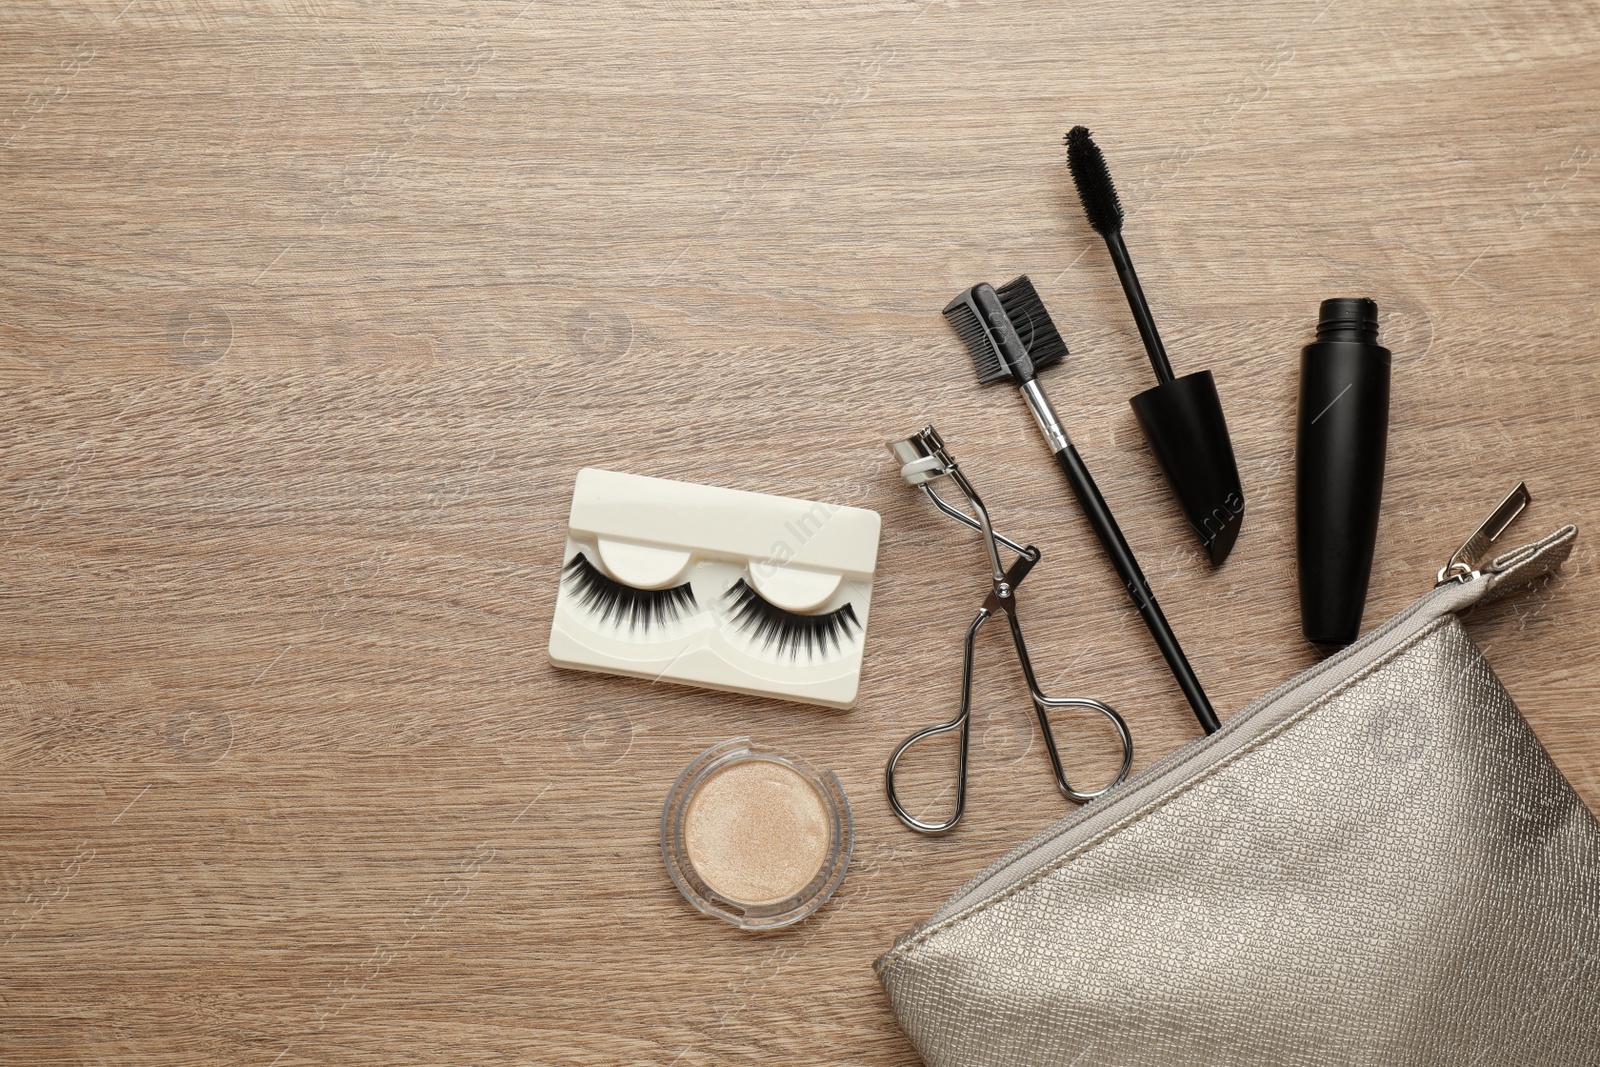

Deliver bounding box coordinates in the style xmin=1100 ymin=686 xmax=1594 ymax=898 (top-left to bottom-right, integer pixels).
xmin=1435 ymin=482 xmax=1531 ymax=586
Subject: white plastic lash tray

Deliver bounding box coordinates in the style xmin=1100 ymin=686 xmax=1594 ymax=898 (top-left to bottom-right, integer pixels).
xmin=547 ymin=469 xmax=882 ymax=709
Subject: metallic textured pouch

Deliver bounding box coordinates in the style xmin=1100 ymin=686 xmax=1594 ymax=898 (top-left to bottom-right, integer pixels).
xmin=877 ymin=523 xmax=1600 ymax=1066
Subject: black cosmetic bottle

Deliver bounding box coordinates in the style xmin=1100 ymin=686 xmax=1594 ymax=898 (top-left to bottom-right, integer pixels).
xmin=1296 ymin=297 xmax=1392 ymax=646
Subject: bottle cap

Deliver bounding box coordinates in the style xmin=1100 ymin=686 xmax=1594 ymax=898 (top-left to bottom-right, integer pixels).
xmin=1128 ymin=369 xmax=1245 ymax=565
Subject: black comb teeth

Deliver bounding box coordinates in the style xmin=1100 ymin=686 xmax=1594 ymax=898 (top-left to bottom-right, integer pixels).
xmin=1065 ymin=126 xmax=1124 ymax=237
xmin=943 ymin=275 xmax=1069 ymax=385
xmin=942 ymin=298 xmax=1005 ymax=383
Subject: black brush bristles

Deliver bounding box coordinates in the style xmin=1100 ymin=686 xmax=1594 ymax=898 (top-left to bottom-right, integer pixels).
xmin=995 ymin=276 xmax=1068 ymax=373
xmin=725 ymin=579 xmax=860 ymax=660
xmin=941 ymin=295 xmax=1008 ymax=384
xmin=943 ymin=279 xmax=1068 ymax=384
xmin=1065 ymin=126 xmax=1124 ymax=237
xmin=563 ymin=552 xmax=697 ymax=632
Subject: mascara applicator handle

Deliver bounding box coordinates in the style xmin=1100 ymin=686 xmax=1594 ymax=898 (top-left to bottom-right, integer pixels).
xmin=1052 ymin=443 xmax=1221 ymax=735
xmin=1103 ymin=231 xmax=1175 ymax=385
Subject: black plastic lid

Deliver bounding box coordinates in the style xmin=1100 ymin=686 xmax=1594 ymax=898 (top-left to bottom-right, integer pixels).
xmin=1128 ymin=369 xmax=1245 ymax=566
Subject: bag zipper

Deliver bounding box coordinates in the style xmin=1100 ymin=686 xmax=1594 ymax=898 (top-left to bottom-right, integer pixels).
xmin=1435 ymin=482 xmax=1529 ymax=586
xmin=901 ymin=487 xmax=1556 ymax=937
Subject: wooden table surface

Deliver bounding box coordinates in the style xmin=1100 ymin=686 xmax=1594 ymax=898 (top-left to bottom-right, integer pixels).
xmin=4 ymin=2 xmax=1599 ymax=1063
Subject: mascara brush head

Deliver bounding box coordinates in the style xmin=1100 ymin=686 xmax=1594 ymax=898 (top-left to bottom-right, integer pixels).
xmin=942 ymin=276 xmax=1068 ymax=386
xmin=1064 ymin=125 xmax=1246 ymax=565
xmin=1065 ymin=126 xmax=1123 ymax=237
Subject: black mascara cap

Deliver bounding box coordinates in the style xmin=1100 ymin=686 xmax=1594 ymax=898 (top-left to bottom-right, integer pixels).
xmin=1129 ymin=370 xmax=1245 ymax=565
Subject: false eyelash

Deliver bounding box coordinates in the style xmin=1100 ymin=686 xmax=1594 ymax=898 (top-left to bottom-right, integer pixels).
xmin=563 ymin=552 xmax=697 ymax=631
xmin=725 ymin=580 xmax=860 ymax=660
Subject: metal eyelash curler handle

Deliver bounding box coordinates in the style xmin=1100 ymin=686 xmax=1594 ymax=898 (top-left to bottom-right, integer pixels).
xmin=884 ymin=426 xmax=1134 ymax=834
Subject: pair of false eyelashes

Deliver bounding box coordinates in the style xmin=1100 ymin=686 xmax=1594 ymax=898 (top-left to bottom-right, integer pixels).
xmin=563 ymin=552 xmax=861 ymax=660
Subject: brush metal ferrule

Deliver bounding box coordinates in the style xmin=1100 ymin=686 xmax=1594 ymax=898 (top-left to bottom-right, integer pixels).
xmin=1020 ymin=378 xmax=1071 ymax=453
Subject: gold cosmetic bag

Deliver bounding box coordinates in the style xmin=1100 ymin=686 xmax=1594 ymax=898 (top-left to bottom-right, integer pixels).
xmin=877 ymin=524 xmax=1600 ymax=1066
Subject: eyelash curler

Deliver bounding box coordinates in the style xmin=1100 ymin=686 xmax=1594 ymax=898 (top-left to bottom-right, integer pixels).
xmin=884 ymin=426 xmax=1134 ymax=834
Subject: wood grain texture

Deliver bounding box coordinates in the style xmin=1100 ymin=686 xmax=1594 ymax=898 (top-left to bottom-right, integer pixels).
xmin=3 ymin=1 xmax=1599 ymax=1063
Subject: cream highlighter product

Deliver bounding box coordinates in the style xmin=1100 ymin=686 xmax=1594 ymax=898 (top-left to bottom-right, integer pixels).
xmin=662 ymin=738 xmax=851 ymax=930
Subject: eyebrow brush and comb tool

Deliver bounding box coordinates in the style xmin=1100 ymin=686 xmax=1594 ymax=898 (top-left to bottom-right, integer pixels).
xmin=943 ymin=277 xmax=1220 ymax=735
xmin=1066 ymin=125 xmax=1246 ymax=566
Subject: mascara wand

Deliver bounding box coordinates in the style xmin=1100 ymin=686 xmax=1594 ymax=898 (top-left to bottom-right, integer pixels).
xmin=1065 ymin=125 xmax=1246 ymax=566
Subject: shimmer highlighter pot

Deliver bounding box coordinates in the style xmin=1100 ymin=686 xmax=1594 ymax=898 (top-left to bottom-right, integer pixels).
xmin=661 ymin=738 xmax=852 ymax=930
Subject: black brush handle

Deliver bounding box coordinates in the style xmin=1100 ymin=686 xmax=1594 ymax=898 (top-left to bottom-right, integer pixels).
xmin=1054 ymin=443 xmax=1219 ymax=734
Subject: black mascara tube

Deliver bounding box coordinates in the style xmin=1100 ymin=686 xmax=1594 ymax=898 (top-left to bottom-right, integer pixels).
xmin=1296 ymin=298 xmax=1392 ymax=646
